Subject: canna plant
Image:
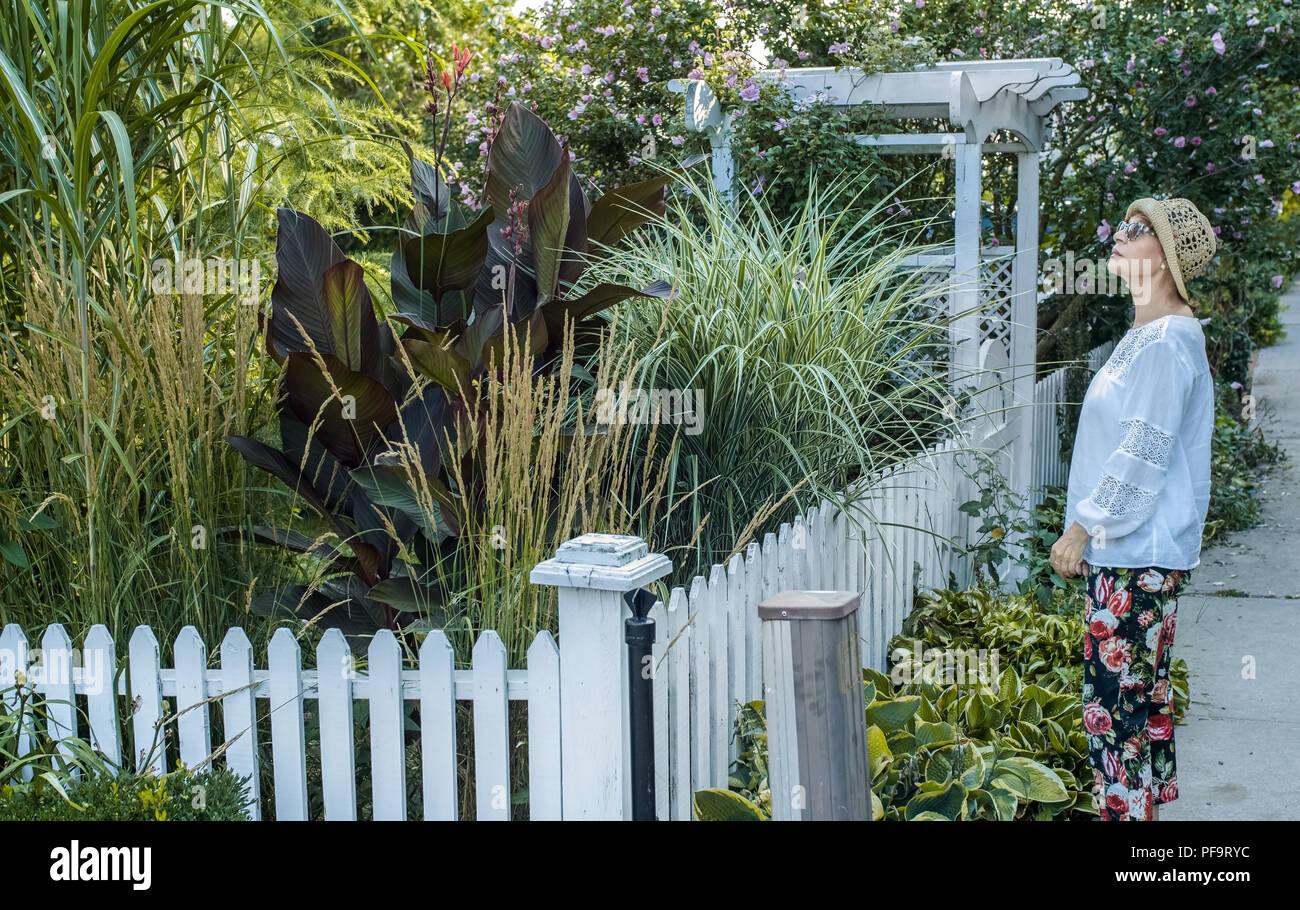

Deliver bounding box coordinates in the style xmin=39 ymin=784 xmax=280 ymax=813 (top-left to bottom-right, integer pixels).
xmin=226 ymin=95 xmax=697 ymax=652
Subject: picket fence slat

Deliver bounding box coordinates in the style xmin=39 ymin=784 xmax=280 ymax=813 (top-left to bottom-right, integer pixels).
xmin=220 ymin=628 xmax=261 ymax=819
xmin=84 ymin=624 xmax=121 ymax=768
xmin=707 ymin=563 xmax=729 ymax=790
xmin=473 ymin=631 xmax=510 ymax=821
xmin=687 ymin=573 xmax=710 ymax=798
xmin=725 ymin=553 xmax=745 ymax=769
xmin=647 ymin=602 xmax=669 ymax=823
xmin=41 ymin=624 xmax=78 ymax=773
xmin=666 ymin=587 xmax=691 ymax=821
xmin=527 ymin=630 xmax=562 ymax=821
xmin=175 ymin=626 xmax=212 ymax=771
xmin=268 ymin=628 xmax=309 ymax=821
xmin=129 ymin=625 xmax=164 ymax=776
xmin=744 ymin=541 xmax=762 ymax=706
xmin=317 ymin=629 xmax=356 ymax=821
xmin=369 ymin=630 xmax=407 ymax=821
xmin=419 ymin=631 xmax=457 ymax=821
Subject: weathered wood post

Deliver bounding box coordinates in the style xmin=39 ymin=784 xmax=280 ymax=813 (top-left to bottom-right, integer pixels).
xmin=760 ymin=590 xmax=872 ymax=821
xmin=531 ymin=533 xmax=671 ymax=820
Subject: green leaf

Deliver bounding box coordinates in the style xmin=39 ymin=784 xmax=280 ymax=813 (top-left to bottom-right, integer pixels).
xmin=349 ymin=463 xmax=453 ymax=534
xmin=866 ymin=695 xmax=921 ymax=732
xmin=365 ymin=576 xmax=445 ymax=619
xmin=484 ymin=102 xmax=565 ymax=215
xmin=402 ymin=337 xmax=472 ymax=396
xmin=270 ymin=208 xmax=346 ymax=358
xmin=542 ymin=280 xmax=674 ymax=340
xmin=587 ymin=172 xmax=673 ymax=249
xmin=0 ymin=540 xmax=29 ymax=569
xmin=320 ymin=259 xmax=381 ymax=376
xmin=990 ymin=786 xmax=1019 ymax=820
xmin=997 ymin=757 xmax=1070 ymax=804
xmin=867 ymin=724 xmax=891 ymax=778
xmin=402 ymin=205 xmax=495 ymax=312
xmin=284 ymin=352 xmax=398 ymax=468
xmin=526 ymin=145 xmax=571 ymax=300
xmin=904 ymin=779 xmax=966 ymax=820
xmin=692 ymin=788 xmax=765 ymax=821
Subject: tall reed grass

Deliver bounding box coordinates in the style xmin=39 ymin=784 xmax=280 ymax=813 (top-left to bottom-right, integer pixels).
xmin=0 ymin=256 xmax=292 ymax=646
xmin=587 ymin=166 xmax=964 ymax=579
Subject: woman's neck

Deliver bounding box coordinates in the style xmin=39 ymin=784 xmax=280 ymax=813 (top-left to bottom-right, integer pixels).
xmin=1130 ymin=284 xmax=1194 ymax=329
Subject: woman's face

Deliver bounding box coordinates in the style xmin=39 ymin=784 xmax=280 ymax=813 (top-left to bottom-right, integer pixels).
xmin=1106 ymin=211 xmax=1165 ymax=292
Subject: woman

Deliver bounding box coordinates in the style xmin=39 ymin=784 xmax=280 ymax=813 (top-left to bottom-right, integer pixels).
xmin=1049 ymin=196 xmax=1218 ymax=821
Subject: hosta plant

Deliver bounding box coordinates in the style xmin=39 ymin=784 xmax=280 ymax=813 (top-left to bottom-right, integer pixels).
xmin=226 ymin=98 xmax=698 ymax=651
xmin=693 ymin=666 xmax=1078 ymax=821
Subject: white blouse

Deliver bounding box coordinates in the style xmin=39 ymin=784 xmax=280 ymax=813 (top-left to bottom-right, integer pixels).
xmin=1064 ymin=313 xmax=1214 ymax=570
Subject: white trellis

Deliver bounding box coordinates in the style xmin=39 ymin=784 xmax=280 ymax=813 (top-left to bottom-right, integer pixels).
xmin=671 ymin=59 xmax=1087 ymax=587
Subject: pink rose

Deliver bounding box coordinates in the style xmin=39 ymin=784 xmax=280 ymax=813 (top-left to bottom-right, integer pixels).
xmin=1106 ymin=786 xmax=1130 ymax=816
xmin=1107 ymin=589 xmax=1133 ymax=617
xmin=1094 ymin=571 xmax=1114 ymax=607
xmin=1090 ymin=610 xmax=1119 ymax=639
xmin=1100 ymin=637 xmax=1130 ymax=672
xmin=1083 ymin=701 xmax=1113 ymax=734
xmin=1137 ymin=569 xmax=1165 ymax=592
xmin=1148 ymin=713 xmax=1174 ymax=741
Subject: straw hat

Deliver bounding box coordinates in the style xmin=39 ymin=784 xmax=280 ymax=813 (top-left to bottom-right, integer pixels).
xmin=1123 ymin=197 xmax=1218 ymax=304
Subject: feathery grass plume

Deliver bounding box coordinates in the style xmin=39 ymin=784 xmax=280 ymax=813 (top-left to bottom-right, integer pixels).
xmin=587 ymin=161 xmax=988 ymax=579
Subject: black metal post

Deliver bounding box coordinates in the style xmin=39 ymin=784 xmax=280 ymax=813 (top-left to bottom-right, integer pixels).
xmin=623 ymin=586 xmax=658 ymax=820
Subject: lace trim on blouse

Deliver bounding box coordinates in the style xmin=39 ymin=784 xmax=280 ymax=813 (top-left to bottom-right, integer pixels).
xmin=1089 ymin=473 xmax=1160 ymax=517
xmin=1117 ymin=418 xmax=1175 ymax=468
xmin=1100 ymin=318 xmax=1171 ymax=381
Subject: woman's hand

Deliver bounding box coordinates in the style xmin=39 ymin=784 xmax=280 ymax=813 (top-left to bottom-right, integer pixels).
xmin=1050 ymin=522 xmax=1092 ymax=579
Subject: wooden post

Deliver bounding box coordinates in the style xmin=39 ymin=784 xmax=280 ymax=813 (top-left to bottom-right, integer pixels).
xmin=1004 ymin=149 xmax=1041 ymax=590
xmin=760 ymin=590 xmax=871 ymax=821
xmin=952 ymin=137 xmax=983 ymax=412
xmin=531 ymin=533 xmax=672 ymax=820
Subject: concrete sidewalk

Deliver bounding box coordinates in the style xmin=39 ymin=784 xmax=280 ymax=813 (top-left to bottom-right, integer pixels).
xmin=1159 ymin=279 xmax=1300 ymax=820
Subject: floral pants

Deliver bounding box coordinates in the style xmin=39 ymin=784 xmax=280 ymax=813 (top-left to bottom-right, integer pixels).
xmin=1081 ymin=564 xmax=1189 ymax=821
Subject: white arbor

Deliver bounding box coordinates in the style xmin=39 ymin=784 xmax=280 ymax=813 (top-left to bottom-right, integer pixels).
xmin=670 ymin=59 xmax=1087 ymax=586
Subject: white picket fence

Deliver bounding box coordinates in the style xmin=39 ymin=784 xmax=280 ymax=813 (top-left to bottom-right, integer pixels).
xmin=0 ymin=623 xmax=560 ymax=820
xmin=1031 ymin=340 xmax=1116 ymax=502
xmin=2 ymin=340 xmax=1115 ymax=820
xmin=648 ymin=338 xmax=1116 ymax=816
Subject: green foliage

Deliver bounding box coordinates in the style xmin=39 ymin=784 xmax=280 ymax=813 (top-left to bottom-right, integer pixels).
xmin=0 ymin=765 xmax=252 ymax=820
xmin=2 ymin=675 xmax=248 ymax=820
xmin=1204 ymin=382 xmax=1285 ymax=539
xmin=893 ymin=585 xmax=1190 ymax=724
xmin=227 ymin=98 xmax=690 ymax=653
xmin=1011 ymin=486 xmax=1087 ymax=614
xmin=450 ymin=0 xmax=755 ymax=197
xmin=587 ymin=164 xmax=956 ymax=579
xmin=696 ymin=581 xmax=1202 ymax=820
xmin=695 ymin=659 xmax=1082 ymax=821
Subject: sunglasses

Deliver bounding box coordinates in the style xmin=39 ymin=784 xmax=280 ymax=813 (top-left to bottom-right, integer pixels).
xmin=1112 ymin=220 xmax=1155 ymax=242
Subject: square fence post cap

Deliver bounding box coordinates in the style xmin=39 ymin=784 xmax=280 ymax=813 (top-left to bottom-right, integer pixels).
xmin=553 ymin=533 xmax=648 ymax=567
xmin=758 ymin=589 xmax=860 ymax=621
xmin=530 ymin=534 xmax=672 ymax=591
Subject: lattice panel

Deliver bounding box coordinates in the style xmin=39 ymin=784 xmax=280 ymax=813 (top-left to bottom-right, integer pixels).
xmin=978 ymin=253 xmax=1015 ymax=359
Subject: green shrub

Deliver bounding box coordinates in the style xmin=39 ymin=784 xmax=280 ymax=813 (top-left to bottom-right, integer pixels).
xmin=590 ymin=165 xmax=955 ymax=579
xmin=696 ymin=583 xmax=1196 ymax=820
xmin=694 ymin=665 xmax=1081 ymax=821
xmin=0 ymin=765 xmax=252 ymax=821
xmin=1205 ymin=384 xmax=1285 ymax=539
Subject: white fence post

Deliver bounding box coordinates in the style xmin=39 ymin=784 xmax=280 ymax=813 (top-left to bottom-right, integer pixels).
xmin=530 ymin=533 xmax=671 ymax=820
